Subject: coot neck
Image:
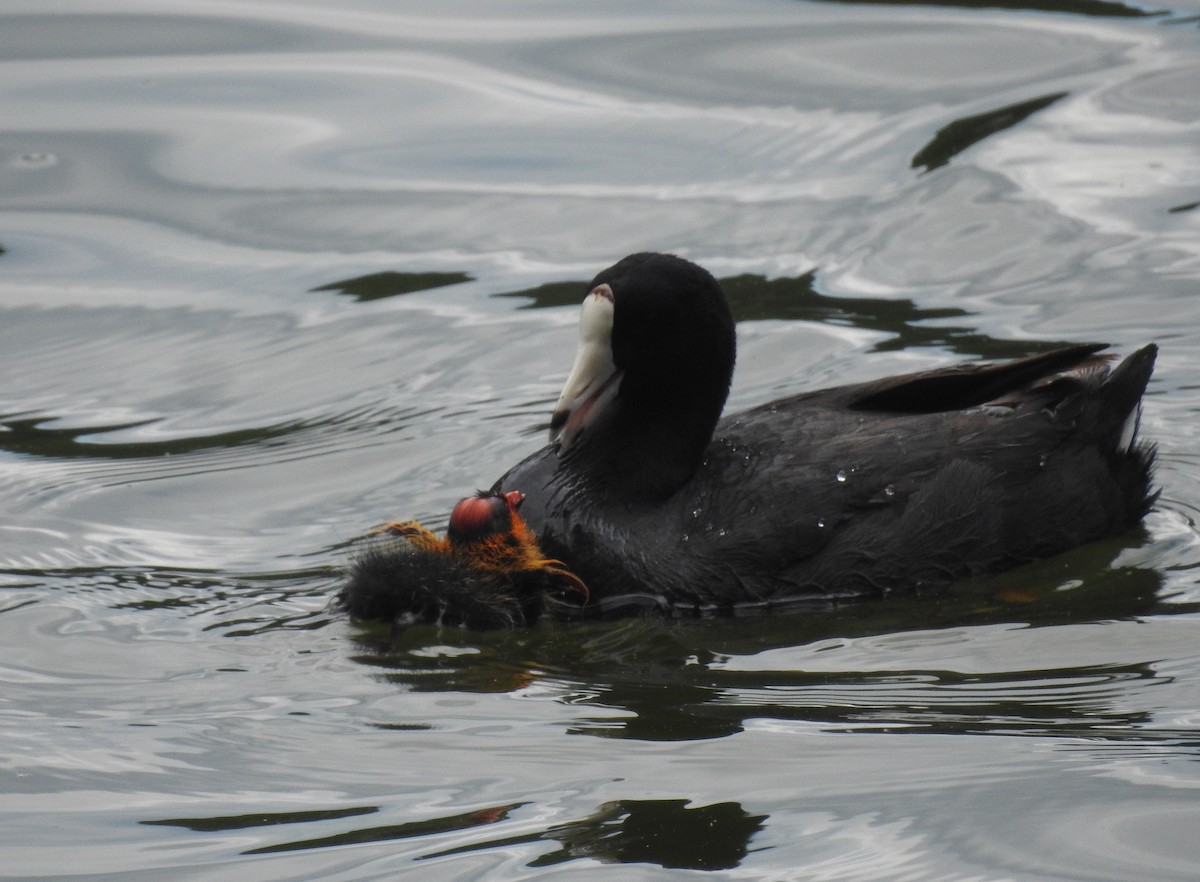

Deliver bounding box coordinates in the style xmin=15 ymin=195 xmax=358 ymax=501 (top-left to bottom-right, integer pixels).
xmin=560 ymin=407 xmax=714 ymax=503
xmin=554 ymin=252 xmax=737 ymax=504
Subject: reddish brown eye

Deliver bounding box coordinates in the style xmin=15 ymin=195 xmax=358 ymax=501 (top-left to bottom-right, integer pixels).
xmin=447 ymin=493 xmax=511 ymax=545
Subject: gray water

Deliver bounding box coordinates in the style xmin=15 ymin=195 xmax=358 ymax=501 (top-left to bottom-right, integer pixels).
xmin=3 ymin=1 xmax=1200 ymax=879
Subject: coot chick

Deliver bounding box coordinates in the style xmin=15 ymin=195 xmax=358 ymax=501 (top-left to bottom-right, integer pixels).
xmin=340 ymin=490 xmax=586 ymax=629
xmin=492 ymin=252 xmax=1157 ymax=616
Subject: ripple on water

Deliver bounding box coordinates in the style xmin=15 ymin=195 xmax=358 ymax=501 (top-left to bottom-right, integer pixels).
xmin=1 ymin=1 xmax=1200 ymax=880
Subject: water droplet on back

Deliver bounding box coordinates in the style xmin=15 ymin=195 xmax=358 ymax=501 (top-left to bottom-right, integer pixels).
xmin=14 ymin=152 xmax=58 ymax=168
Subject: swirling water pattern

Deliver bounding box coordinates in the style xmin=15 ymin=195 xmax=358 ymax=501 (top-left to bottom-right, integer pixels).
xmin=2 ymin=0 xmax=1200 ymax=878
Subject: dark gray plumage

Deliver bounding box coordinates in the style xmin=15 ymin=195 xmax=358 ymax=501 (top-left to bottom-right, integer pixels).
xmin=494 ymin=253 xmax=1157 ymax=615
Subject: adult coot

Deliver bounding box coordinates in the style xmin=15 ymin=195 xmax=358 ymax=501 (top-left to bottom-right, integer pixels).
xmin=344 ymin=252 xmax=1157 ymax=626
xmin=493 ymin=253 xmax=1157 ymax=612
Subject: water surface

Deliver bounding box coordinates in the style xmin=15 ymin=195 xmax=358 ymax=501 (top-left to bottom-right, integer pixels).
xmin=3 ymin=0 xmax=1200 ymax=878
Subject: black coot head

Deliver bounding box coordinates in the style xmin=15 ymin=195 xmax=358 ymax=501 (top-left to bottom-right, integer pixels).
xmin=549 ymin=253 xmax=736 ymax=500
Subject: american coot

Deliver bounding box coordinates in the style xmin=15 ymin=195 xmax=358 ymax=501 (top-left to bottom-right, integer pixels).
xmin=342 ymin=252 xmax=1157 ymax=628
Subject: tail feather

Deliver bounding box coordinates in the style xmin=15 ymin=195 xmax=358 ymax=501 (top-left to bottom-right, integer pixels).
xmin=1100 ymin=344 xmax=1158 ymax=523
xmin=1102 ymin=343 xmax=1157 ymax=452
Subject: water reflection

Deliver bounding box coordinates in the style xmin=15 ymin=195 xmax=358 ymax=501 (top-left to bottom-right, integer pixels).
xmin=495 ymin=280 xmax=595 ymax=310
xmin=240 ymin=804 xmax=523 ymax=856
xmin=495 ymin=269 xmax=1086 ymax=356
xmin=312 ymin=270 xmax=473 ymax=302
xmin=0 ymin=412 xmax=288 ymax=459
xmin=718 ymin=272 xmax=1082 ymax=356
xmin=911 ymin=92 xmax=1068 ymax=172
xmin=814 ymin=0 xmax=1160 ymax=18
xmin=148 ymin=796 xmax=767 ymax=870
xmin=428 ymin=799 xmax=768 ymax=871
xmin=143 ymin=804 xmax=379 ymax=834
xmin=143 ymin=801 xmax=523 ymax=856
xmin=0 ymin=403 xmax=431 ymax=500
xmin=349 ymin=543 xmax=1181 ymax=743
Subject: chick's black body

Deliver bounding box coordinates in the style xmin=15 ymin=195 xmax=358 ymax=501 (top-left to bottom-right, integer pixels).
xmin=345 ymin=540 xmax=537 ymax=629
